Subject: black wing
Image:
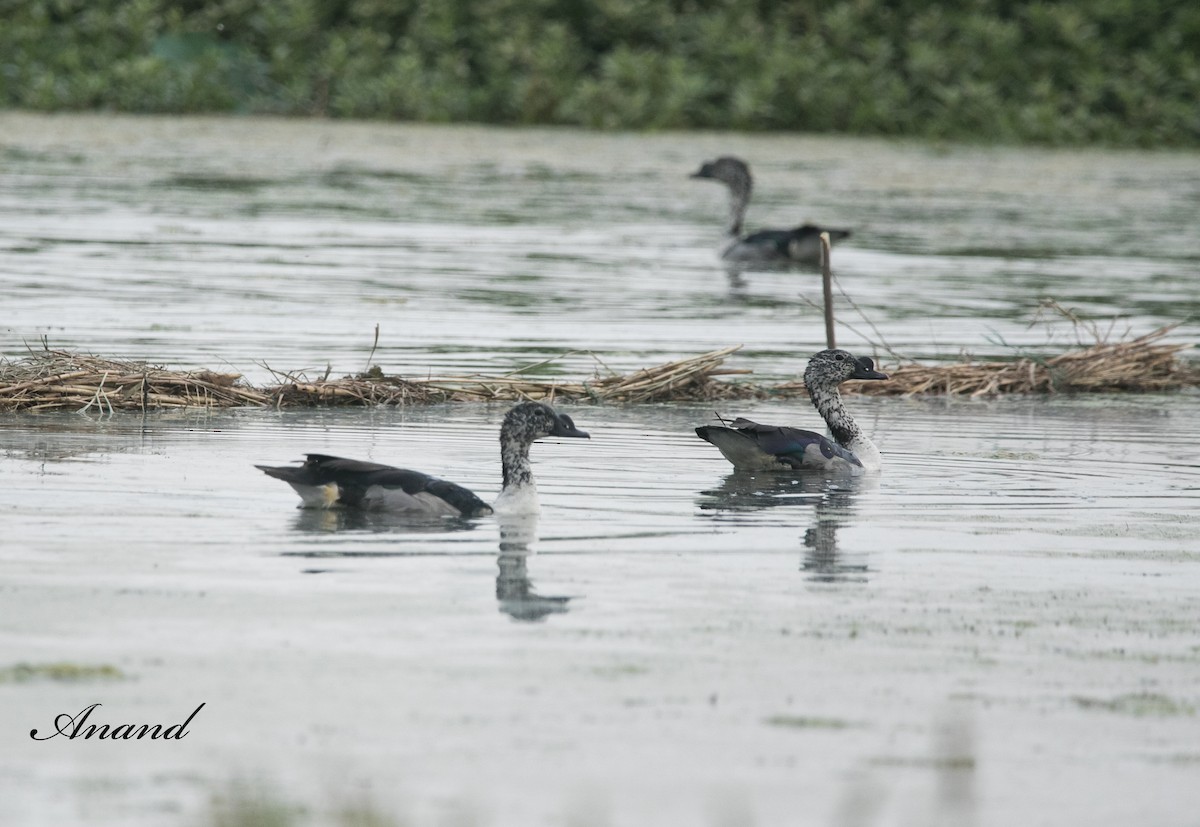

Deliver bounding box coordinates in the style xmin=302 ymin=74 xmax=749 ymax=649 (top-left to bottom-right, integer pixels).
xmin=790 ymin=223 xmax=851 ymax=242
xmin=258 ymin=454 xmax=493 ymax=517
xmin=736 ymin=228 xmax=796 ymax=259
xmin=698 ymin=419 xmax=862 ymax=470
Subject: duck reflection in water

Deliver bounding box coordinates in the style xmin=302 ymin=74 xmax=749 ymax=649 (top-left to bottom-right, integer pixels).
xmin=282 ymin=505 xmax=571 ymax=620
xmin=288 ymin=507 xmax=479 ymax=535
xmin=496 ymin=513 xmax=572 ymax=622
xmin=696 ymin=471 xmax=872 ymax=582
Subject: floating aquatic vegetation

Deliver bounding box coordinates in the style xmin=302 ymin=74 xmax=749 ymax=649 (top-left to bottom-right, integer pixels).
xmin=851 ymin=324 xmax=1196 ymax=398
xmin=1 ymin=322 xmax=1195 ymax=413
xmin=0 ymin=349 xmax=269 ymax=412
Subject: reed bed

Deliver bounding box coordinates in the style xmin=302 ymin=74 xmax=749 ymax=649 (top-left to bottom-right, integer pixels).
xmin=265 ymin=371 xmax=454 ymax=407
xmin=831 ymin=324 xmax=1197 ymax=398
xmin=0 ymin=345 xmax=753 ymax=412
xmin=0 ymin=350 xmax=268 ymax=413
xmin=263 ymin=345 xmax=751 ymax=406
xmin=421 ymin=345 xmax=751 ymax=404
xmin=1 ymin=330 xmax=1195 ymax=414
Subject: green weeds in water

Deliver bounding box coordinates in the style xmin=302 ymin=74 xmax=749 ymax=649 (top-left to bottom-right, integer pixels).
xmin=1 ymin=146 xmax=84 ymax=164
xmin=157 ymin=174 xmax=275 ymax=192
xmin=205 ymin=782 xmax=410 ymax=827
xmin=208 ymin=789 xmax=298 ymax=827
xmin=0 ymin=662 xmax=125 ymax=683
xmin=983 ymin=450 xmax=1041 ymax=460
xmin=764 ymin=715 xmax=860 ymax=729
xmin=1073 ymin=692 xmax=1195 ymax=717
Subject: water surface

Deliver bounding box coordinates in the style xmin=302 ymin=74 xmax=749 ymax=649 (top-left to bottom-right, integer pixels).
xmin=2 ymin=114 xmax=1197 ymax=383
xmin=2 ymin=397 xmax=1199 ymax=826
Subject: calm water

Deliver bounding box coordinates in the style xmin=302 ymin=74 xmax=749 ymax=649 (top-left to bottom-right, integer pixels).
xmin=3 ymin=114 xmax=1198 ymax=381
xmin=2 ymin=399 xmax=1198 ymax=561
xmin=1 ymin=114 xmax=1199 ymax=827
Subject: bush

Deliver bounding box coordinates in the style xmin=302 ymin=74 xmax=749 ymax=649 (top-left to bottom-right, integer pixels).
xmin=1 ymin=0 xmax=1197 ymax=145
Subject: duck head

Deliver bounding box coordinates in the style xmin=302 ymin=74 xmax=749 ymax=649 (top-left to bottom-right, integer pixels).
xmin=500 ymin=402 xmax=590 ymax=445
xmin=691 ymin=156 xmax=752 ymax=198
xmin=804 ymin=349 xmax=890 ymax=388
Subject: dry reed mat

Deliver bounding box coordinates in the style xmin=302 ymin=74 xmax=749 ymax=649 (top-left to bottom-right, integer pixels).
xmin=1 ymin=330 xmax=1196 ymax=414
xmin=796 ymin=323 xmax=1198 ymax=398
xmin=0 ymin=350 xmax=269 ymax=413
xmin=250 ymin=345 xmax=754 ymax=406
xmin=406 ymin=345 xmax=751 ymax=404
xmin=0 ymin=345 xmax=751 ymax=412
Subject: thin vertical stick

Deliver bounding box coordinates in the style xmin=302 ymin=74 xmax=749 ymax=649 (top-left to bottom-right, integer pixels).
xmin=820 ymin=232 xmax=836 ymax=350
xmin=363 ymin=323 xmax=380 ymax=375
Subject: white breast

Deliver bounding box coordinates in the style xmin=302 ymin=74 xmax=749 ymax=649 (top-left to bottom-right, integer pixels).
xmin=846 ymin=436 xmax=882 ymax=472
xmin=492 ymin=483 xmax=540 ymax=515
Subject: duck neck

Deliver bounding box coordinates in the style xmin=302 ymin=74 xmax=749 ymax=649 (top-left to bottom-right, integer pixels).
xmin=500 ymin=436 xmax=534 ymax=494
xmin=808 ymin=383 xmax=879 ymax=466
xmin=726 ymin=188 xmax=749 ymax=238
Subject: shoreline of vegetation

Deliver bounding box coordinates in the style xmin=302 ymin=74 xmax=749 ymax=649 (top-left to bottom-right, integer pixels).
xmin=3 ymin=1 xmax=1198 ymax=147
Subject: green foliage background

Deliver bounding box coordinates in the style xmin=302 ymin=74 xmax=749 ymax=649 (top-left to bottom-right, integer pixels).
xmin=3 ymin=0 xmax=1198 ymax=145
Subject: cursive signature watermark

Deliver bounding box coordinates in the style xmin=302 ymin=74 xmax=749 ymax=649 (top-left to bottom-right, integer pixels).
xmin=30 ymin=702 xmax=205 ymax=741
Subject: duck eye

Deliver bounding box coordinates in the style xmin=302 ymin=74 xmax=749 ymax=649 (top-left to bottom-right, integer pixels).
xmin=835 ymin=354 xmax=845 ymax=361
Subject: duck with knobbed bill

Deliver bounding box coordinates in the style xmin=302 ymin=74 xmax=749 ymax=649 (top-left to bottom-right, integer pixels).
xmin=256 ymin=402 xmax=589 ymax=516
xmin=691 ymin=156 xmax=851 ymax=268
xmin=696 ymin=349 xmax=888 ymax=472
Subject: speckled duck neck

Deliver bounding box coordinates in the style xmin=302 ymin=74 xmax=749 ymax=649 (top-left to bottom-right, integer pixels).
xmin=804 ymin=360 xmax=878 ymax=466
xmin=499 ymin=421 xmax=536 ymax=493
xmin=806 ymin=377 xmax=861 ymax=449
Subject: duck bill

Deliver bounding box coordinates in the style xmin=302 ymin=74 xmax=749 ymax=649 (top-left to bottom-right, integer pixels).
xmin=852 ymin=358 xmax=889 ymax=381
xmin=552 ymin=415 xmax=590 ymax=439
